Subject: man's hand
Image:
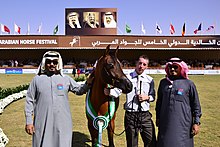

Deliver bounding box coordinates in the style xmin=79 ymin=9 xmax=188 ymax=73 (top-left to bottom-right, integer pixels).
xmin=191 ymin=124 xmax=200 ymax=136
xmin=86 ymin=70 xmax=95 ymax=86
xmin=138 ymin=94 xmax=150 ymax=102
xmin=25 ymin=124 xmax=35 ymax=135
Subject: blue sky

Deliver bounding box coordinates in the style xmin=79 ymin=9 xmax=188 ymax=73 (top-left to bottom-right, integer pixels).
xmin=0 ymin=0 xmax=219 ymax=36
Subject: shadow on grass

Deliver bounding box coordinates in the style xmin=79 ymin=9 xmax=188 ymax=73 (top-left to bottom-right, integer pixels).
xmin=72 ymin=131 xmax=91 ymax=147
xmin=72 ymin=131 xmax=109 ymax=147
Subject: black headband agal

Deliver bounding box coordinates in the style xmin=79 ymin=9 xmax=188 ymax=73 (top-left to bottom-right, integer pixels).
xmin=44 ymin=54 xmax=59 ymax=58
xmin=105 ymin=13 xmax=113 ymax=16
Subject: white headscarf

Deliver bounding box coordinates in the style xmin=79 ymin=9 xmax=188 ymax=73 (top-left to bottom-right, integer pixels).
xmin=85 ymin=12 xmax=99 ymax=28
xmin=36 ymin=51 xmax=63 ymax=75
xmin=67 ymin=12 xmax=81 ymax=28
xmin=103 ymin=12 xmax=117 ymax=28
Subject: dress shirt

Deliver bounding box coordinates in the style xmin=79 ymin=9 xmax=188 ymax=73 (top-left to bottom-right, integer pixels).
xmin=124 ymin=70 xmax=155 ymax=112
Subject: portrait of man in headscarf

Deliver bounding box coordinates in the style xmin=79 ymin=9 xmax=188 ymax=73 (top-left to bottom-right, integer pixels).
xmin=101 ymin=12 xmax=117 ymax=28
xmin=67 ymin=12 xmax=81 ymax=28
xmin=83 ymin=12 xmax=99 ymax=28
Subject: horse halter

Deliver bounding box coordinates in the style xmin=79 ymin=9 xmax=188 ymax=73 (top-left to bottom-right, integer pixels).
xmin=103 ymin=65 xmax=116 ymax=86
xmin=102 ymin=57 xmax=121 ymax=87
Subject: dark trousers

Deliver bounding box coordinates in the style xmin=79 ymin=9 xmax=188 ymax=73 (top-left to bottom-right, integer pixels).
xmin=124 ymin=111 xmax=156 ymax=147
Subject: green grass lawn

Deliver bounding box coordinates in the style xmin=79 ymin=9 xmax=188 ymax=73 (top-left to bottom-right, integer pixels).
xmin=0 ymin=74 xmax=220 ymax=146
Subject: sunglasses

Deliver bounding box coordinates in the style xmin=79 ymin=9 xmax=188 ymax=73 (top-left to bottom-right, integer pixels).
xmin=168 ymin=65 xmax=179 ymax=69
xmin=46 ymin=60 xmax=58 ymax=65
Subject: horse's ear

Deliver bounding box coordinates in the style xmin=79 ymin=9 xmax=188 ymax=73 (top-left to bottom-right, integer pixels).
xmin=115 ymin=46 xmax=119 ymax=57
xmin=105 ymin=44 xmax=111 ymax=56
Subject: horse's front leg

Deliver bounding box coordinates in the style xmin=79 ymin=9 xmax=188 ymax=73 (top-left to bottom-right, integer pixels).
xmin=88 ymin=120 xmax=99 ymax=147
xmin=107 ymin=119 xmax=115 ymax=147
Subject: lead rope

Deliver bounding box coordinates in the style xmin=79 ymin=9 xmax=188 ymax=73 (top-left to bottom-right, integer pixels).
xmin=106 ymin=84 xmax=128 ymax=136
xmin=139 ymin=81 xmax=143 ymax=132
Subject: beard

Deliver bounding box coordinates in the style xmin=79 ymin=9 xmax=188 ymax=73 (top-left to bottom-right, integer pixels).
xmin=46 ymin=65 xmax=59 ymax=75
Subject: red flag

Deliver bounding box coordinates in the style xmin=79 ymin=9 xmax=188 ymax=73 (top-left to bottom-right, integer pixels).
xmin=1 ymin=24 xmax=10 ymax=33
xmin=14 ymin=23 xmax=21 ymax=34
xmin=170 ymin=24 xmax=175 ymax=34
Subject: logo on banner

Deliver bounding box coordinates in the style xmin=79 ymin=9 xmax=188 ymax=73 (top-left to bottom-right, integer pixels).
xmin=5 ymin=68 xmax=23 ymax=74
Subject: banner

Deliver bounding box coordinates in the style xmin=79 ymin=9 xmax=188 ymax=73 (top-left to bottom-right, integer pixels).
xmin=5 ymin=68 xmax=23 ymax=74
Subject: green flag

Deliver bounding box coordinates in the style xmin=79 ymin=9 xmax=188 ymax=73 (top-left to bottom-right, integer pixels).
xmin=126 ymin=24 xmax=131 ymax=33
xmin=53 ymin=25 xmax=58 ymax=35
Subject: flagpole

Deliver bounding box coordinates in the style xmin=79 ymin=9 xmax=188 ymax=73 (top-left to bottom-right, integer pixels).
xmin=141 ymin=21 xmax=144 ymax=35
xmin=199 ymin=22 xmax=202 ymax=35
xmin=37 ymin=22 xmax=42 ymax=35
xmin=141 ymin=21 xmax=146 ymax=35
xmin=14 ymin=22 xmax=15 ymax=35
xmin=27 ymin=22 xmax=30 ymax=35
xmin=141 ymin=22 xmax=143 ymax=35
xmin=57 ymin=23 xmax=59 ymax=35
xmin=117 ymin=26 xmax=123 ymax=35
xmin=214 ymin=21 xmax=216 ymax=35
xmin=41 ymin=22 xmax=42 ymax=35
xmin=58 ymin=23 xmax=59 ymax=34
xmin=28 ymin=22 xmax=30 ymax=35
xmin=170 ymin=22 xmax=171 ymax=35
xmin=141 ymin=22 xmax=142 ymax=35
xmin=125 ymin=22 xmax=126 ymax=34
xmin=200 ymin=22 xmax=202 ymax=35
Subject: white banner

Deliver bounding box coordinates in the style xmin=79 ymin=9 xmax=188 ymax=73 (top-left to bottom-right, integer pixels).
xmin=0 ymin=68 xmax=220 ymax=75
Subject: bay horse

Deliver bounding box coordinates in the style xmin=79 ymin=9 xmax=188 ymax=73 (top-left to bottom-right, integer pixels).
xmin=86 ymin=45 xmax=132 ymax=147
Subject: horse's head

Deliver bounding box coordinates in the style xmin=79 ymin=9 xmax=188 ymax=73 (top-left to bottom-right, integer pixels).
xmin=95 ymin=45 xmax=132 ymax=93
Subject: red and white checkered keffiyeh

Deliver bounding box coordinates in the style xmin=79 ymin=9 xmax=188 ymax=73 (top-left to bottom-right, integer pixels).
xmin=165 ymin=57 xmax=189 ymax=79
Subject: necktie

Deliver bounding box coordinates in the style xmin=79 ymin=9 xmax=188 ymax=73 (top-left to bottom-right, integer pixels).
xmin=137 ymin=75 xmax=142 ymax=111
xmin=137 ymin=75 xmax=142 ymax=94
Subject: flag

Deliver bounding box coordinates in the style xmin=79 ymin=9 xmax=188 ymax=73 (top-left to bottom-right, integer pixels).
xmin=1 ymin=24 xmax=10 ymax=33
xmin=182 ymin=23 xmax=186 ymax=36
xmin=206 ymin=25 xmax=215 ymax=31
xmin=125 ymin=24 xmax=131 ymax=33
xmin=53 ymin=25 xmax=58 ymax=35
xmin=141 ymin=23 xmax=146 ymax=34
xmin=156 ymin=23 xmax=162 ymax=34
xmin=194 ymin=23 xmax=202 ymax=34
xmin=37 ymin=23 xmax=42 ymax=34
xmin=27 ymin=23 xmax=30 ymax=35
xmin=14 ymin=23 xmax=21 ymax=34
xmin=170 ymin=23 xmax=175 ymax=34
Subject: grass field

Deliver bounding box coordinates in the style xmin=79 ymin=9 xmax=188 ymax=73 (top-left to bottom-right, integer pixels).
xmin=0 ymin=74 xmax=220 ymax=147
